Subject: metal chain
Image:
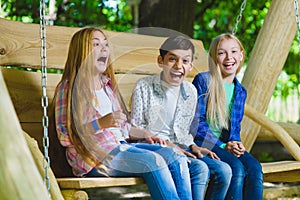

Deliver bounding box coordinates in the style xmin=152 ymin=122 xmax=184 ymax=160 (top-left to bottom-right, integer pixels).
xmin=294 ymin=0 xmax=300 ymax=50
xmin=40 ymin=0 xmax=51 ymax=194
xmin=232 ymin=0 xmax=247 ymax=35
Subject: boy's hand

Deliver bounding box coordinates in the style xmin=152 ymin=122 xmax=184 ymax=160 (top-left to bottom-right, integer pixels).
xmin=166 ymin=141 xmax=196 ymax=158
xmin=190 ymin=144 xmax=220 ymax=160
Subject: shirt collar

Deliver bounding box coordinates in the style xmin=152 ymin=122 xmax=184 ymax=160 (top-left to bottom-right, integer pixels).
xmin=153 ymin=72 xmax=189 ymax=100
xmin=101 ymin=74 xmax=110 ymax=85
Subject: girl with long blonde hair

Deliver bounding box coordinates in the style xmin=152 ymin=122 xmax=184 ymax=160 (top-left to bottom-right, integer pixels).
xmin=192 ymin=33 xmax=263 ymax=200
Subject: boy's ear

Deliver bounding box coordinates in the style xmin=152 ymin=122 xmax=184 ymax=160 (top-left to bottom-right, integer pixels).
xmin=157 ymin=55 xmax=163 ymax=67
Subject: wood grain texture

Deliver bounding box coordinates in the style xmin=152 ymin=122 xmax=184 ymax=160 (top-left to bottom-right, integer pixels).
xmin=244 ymin=104 xmax=300 ymax=161
xmin=0 ymin=18 xmax=208 ymax=75
xmin=0 ymin=69 xmax=50 ymax=200
xmin=241 ymin=0 xmax=298 ymax=150
xmin=57 ymin=177 xmax=145 ymax=189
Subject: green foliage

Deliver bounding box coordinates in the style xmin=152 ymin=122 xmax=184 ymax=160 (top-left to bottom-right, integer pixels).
xmin=53 ymin=0 xmax=132 ymax=31
xmin=257 ymin=152 xmax=274 ymax=162
xmin=1 ymin=0 xmax=133 ymax=31
xmin=194 ymin=0 xmax=270 ymax=57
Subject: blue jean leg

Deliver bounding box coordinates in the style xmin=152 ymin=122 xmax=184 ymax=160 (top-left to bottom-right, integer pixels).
xmin=239 ymin=151 xmax=263 ymax=200
xmin=210 ymin=145 xmax=245 ymax=200
xmin=87 ymin=144 xmax=181 ymax=200
xmin=132 ymin=143 xmax=192 ymax=200
xmin=188 ymin=157 xmax=209 ymax=200
xmin=200 ymin=156 xmax=232 ymax=200
xmin=211 ymin=145 xmax=263 ymax=200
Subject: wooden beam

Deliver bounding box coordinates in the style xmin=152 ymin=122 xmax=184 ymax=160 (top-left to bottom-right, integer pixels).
xmin=0 ymin=69 xmax=50 ymax=199
xmin=244 ymin=104 xmax=300 ymax=161
xmin=0 ymin=18 xmax=207 ymax=76
xmin=257 ymin=122 xmax=300 ymax=144
xmin=57 ymin=177 xmax=145 ymax=189
xmin=24 ymin=132 xmax=64 ymax=200
xmin=241 ymin=0 xmax=298 ymax=150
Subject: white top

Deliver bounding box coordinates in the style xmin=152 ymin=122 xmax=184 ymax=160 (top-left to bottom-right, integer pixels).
xmin=149 ymin=80 xmax=180 ymax=141
xmin=95 ymin=88 xmax=125 ymax=141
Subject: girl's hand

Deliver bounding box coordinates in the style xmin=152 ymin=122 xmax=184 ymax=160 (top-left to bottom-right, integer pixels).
xmin=225 ymin=141 xmax=245 ymax=157
xmin=145 ymin=135 xmax=166 ymax=145
xmin=97 ymin=111 xmax=126 ymax=129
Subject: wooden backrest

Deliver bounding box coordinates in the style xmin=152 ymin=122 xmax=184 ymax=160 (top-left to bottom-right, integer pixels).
xmin=0 ymin=18 xmax=208 ymax=147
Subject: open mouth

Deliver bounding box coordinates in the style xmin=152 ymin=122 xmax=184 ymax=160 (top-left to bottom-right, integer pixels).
xmin=223 ymin=62 xmax=235 ymax=68
xmin=97 ymin=56 xmax=107 ymax=63
xmin=170 ymin=71 xmax=184 ymax=79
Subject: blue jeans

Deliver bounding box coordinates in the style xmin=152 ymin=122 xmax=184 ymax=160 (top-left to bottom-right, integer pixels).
xmin=132 ymin=143 xmax=192 ymax=200
xmin=196 ymin=142 xmax=263 ymax=200
xmin=200 ymin=156 xmax=232 ymax=200
xmin=188 ymin=157 xmax=209 ymax=200
xmin=87 ymin=143 xmax=191 ymax=200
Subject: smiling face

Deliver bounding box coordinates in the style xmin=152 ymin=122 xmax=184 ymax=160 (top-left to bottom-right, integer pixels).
xmin=217 ymin=38 xmax=243 ymax=83
xmin=158 ymin=49 xmax=193 ymax=86
xmin=92 ymin=31 xmax=110 ymax=75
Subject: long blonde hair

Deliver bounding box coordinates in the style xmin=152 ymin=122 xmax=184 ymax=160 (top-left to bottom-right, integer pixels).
xmin=207 ymin=33 xmax=245 ymax=130
xmin=55 ymin=27 xmax=128 ymax=166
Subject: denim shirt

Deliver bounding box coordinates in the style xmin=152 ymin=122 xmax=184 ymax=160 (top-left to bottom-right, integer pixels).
xmin=191 ymin=72 xmax=247 ymax=147
xmin=131 ymin=73 xmax=197 ymax=148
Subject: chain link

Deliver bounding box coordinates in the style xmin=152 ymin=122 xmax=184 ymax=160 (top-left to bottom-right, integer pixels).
xmin=294 ymin=0 xmax=300 ymax=51
xmin=40 ymin=0 xmax=51 ymax=195
xmin=232 ymin=0 xmax=247 ymax=35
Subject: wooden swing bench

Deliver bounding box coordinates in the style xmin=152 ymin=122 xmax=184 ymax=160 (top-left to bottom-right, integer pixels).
xmin=1 ymin=17 xmax=300 ymax=199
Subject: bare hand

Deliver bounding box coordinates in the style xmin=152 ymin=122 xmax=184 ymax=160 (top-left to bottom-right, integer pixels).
xmin=129 ymin=128 xmax=166 ymax=145
xmin=166 ymin=141 xmax=196 ymax=158
xmin=225 ymin=141 xmax=245 ymax=157
xmin=190 ymin=144 xmax=220 ymax=160
xmin=97 ymin=111 xmax=127 ymax=129
xmin=145 ymin=135 xmax=166 ymax=145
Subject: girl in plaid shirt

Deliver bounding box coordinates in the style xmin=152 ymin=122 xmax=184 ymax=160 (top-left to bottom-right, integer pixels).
xmin=192 ymin=33 xmax=263 ymax=200
xmin=54 ymin=27 xmax=193 ymax=200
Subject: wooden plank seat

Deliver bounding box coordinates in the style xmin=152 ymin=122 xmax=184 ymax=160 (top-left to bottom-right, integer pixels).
xmin=262 ymin=161 xmax=300 ymax=182
xmin=1 ymin=17 xmax=300 ymax=199
xmin=56 ymin=177 xmax=145 ymax=189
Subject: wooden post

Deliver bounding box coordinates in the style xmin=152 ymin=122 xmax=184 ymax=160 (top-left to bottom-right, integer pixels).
xmin=24 ymin=132 xmax=64 ymax=200
xmin=241 ymin=0 xmax=298 ymax=150
xmin=0 ymin=69 xmax=50 ymax=200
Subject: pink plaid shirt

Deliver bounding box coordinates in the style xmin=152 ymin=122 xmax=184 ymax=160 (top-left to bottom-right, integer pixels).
xmin=55 ymin=76 xmax=131 ymax=176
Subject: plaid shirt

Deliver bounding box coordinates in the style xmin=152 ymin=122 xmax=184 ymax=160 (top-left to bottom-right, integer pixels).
xmin=131 ymin=73 xmax=197 ymax=148
xmin=55 ymin=76 xmax=131 ymax=176
xmin=191 ymin=72 xmax=247 ymax=147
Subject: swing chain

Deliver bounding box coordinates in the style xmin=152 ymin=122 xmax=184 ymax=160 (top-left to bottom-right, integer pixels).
xmin=294 ymin=0 xmax=300 ymax=50
xmin=40 ymin=0 xmax=51 ymax=193
xmin=232 ymin=0 xmax=247 ymax=35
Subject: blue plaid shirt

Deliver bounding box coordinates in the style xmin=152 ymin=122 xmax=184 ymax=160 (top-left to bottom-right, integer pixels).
xmin=190 ymin=72 xmax=247 ymax=147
